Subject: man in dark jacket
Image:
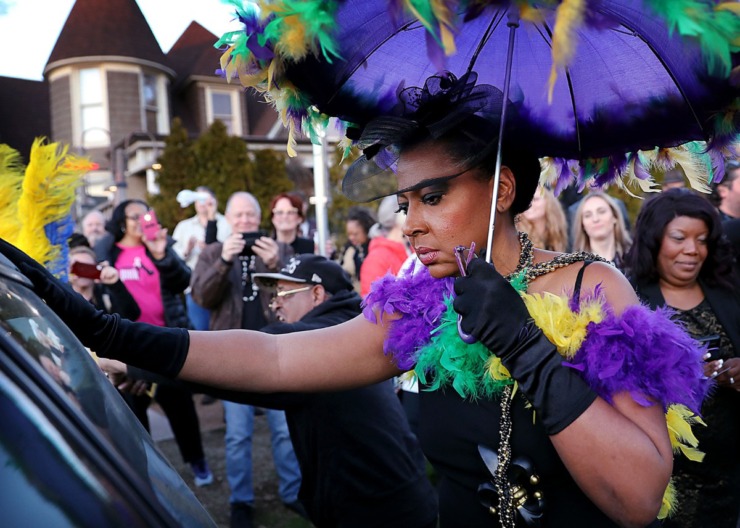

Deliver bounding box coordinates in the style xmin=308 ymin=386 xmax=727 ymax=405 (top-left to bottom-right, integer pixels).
xmin=244 ymin=254 xmax=438 ymax=528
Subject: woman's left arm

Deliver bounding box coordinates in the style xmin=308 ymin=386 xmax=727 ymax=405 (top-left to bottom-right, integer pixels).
xmin=455 ymin=260 xmax=673 ymax=527
xmin=551 ymin=263 xmax=672 ymax=527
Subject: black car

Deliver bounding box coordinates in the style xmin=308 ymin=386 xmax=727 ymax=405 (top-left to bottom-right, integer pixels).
xmin=0 ymin=254 xmax=215 ymax=527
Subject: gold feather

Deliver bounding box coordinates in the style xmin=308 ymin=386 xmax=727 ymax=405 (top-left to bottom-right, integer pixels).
xmin=547 ymin=0 xmax=585 ymax=102
xmin=0 ymin=144 xmax=25 ymax=243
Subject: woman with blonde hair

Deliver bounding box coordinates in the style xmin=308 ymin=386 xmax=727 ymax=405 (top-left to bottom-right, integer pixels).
xmin=517 ymin=186 xmax=569 ymax=252
xmin=572 ymin=192 xmax=632 ymax=266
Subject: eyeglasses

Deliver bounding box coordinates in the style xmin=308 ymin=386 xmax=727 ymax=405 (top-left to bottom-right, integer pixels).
xmin=273 ymin=285 xmax=313 ymax=299
xmin=273 ymin=208 xmax=299 ymax=216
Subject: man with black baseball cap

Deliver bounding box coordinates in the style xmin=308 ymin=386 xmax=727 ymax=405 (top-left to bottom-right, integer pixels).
xmin=253 ymin=254 xmax=354 ymax=325
xmin=236 ymin=254 xmax=438 ymax=527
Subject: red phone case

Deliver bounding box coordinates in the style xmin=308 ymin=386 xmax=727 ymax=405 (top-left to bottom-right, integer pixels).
xmin=71 ymin=261 xmax=102 ymax=280
xmin=140 ymin=211 xmax=159 ymax=241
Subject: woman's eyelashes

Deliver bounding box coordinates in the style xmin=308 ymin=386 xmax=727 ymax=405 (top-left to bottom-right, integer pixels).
xmin=421 ymin=192 xmax=444 ymax=206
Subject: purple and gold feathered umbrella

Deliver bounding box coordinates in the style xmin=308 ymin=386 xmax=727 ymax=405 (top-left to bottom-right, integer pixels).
xmin=217 ymin=0 xmax=739 ymax=256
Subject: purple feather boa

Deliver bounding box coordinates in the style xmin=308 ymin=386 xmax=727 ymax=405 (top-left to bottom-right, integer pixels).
xmin=363 ymin=265 xmax=711 ymax=412
xmin=566 ymin=304 xmax=711 ymax=413
xmin=362 ymin=262 xmax=453 ymax=370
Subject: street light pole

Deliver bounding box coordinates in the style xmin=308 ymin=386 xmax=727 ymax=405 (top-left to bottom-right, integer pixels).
xmin=312 ymin=125 xmax=330 ymax=257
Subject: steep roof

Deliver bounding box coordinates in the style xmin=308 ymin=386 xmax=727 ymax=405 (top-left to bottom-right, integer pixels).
xmin=46 ymin=0 xmax=166 ymax=71
xmin=166 ymin=21 xmax=222 ymax=89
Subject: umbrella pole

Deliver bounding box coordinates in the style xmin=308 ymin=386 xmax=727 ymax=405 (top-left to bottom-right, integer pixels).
xmin=484 ymin=10 xmax=520 ymax=263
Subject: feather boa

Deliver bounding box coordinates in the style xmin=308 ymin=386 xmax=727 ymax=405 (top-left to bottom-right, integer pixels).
xmin=364 ymin=265 xmax=709 ymax=413
xmin=363 ymin=265 xmax=711 ymax=518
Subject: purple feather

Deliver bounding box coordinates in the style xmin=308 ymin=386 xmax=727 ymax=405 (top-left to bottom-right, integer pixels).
xmin=425 ymin=29 xmax=447 ymax=72
xmin=363 ymin=266 xmax=453 ymax=369
xmin=631 ymin=153 xmax=652 ymax=181
xmin=569 ymin=304 xmax=711 ymax=413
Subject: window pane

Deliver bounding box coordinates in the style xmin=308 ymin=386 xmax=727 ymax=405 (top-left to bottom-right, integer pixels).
xmin=80 ymin=68 xmax=102 ymax=105
xmin=211 ymin=92 xmax=231 ymax=115
xmin=81 ymin=107 xmax=107 ymax=145
xmin=145 ymin=109 xmax=157 ymax=134
xmin=143 ymin=75 xmax=157 ymax=107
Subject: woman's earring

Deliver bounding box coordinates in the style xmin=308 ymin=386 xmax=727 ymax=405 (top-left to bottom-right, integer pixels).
xmin=121 ymin=226 xmax=125 ymax=233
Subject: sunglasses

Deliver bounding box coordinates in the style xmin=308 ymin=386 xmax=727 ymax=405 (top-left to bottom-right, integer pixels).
xmin=273 ymin=285 xmax=313 ymax=299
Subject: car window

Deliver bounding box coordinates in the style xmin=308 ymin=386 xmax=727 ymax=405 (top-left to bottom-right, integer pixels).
xmin=0 ymin=369 xmax=149 ymax=527
xmin=0 ymin=275 xmax=214 ymax=527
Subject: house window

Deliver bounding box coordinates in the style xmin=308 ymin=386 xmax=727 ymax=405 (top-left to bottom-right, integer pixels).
xmin=79 ymin=68 xmax=107 ymax=146
xmin=142 ymin=74 xmax=158 ymax=133
xmin=208 ymin=91 xmax=239 ymax=135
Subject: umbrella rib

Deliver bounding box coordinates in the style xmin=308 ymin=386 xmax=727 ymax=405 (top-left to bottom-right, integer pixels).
xmin=466 ymin=8 xmax=506 ymax=75
xmin=537 ymin=19 xmax=582 ymax=157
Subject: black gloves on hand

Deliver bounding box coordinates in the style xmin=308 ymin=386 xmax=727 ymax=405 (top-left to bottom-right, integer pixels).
xmin=0 ymin=238 xmax=189 ymax=378
xmin=453 ymin=258 xmax=596 ymax=434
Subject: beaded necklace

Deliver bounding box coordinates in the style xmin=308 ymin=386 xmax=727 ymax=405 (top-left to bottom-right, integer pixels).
xmin=505 ymin=232 xmax=606 ymax=293
xmin=239 ymin=255 xmax=260 ymax=302
xmin=473 ymin=232 xmax=603 ymax=527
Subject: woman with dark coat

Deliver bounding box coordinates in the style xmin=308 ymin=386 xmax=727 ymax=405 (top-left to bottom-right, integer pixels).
xmin=624 ymin=188 xmax=740 ymax=528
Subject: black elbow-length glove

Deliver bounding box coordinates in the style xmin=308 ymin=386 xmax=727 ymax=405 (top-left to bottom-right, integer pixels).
xmin=453 ymin=258 xmax=596 ymax=435
xmin=0 ymin=238 xmax=189 ymax=378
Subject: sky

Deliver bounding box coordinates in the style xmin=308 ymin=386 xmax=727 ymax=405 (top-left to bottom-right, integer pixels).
xmin=0 ymin=0 xmax=243 ymax=81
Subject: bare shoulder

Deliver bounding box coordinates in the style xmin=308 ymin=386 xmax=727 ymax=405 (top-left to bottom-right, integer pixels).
xmin=529 ymin=253 xmax=638 ymax=315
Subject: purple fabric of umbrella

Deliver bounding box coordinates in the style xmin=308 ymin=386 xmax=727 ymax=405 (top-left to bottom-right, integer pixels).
xmin=285 ymin=0 xmax=738 ymax=161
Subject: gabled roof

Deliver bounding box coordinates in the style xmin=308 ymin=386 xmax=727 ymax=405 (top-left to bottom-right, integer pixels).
xmin=46 ymin=0 xmax=166 ymax=72
xmin=166 ymin=21 xmax=222 ymax=89
xmin=0 ymin=76 xmax=50 ymax=160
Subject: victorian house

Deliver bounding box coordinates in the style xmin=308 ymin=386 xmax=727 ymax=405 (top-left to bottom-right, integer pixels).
xmin=0 ymin=0 xmax=319 ymax=215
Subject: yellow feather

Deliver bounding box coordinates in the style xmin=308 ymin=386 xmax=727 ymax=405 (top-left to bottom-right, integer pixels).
xmin=15 ymin=138 xmax=90 ymax=267
xmin=666 ymin=405 xmax=706 ymax=462
xmin=547 ymin=0 xmax=585 ymax=102
xmin=519 ymin=4 xmax=545 ymax=24
xmin=661 ymin=146 xmax=711 ymax=193
xmin=522 ymin=292 xmax=604 ymax=358
xmin=716 ymin=2 xmax=740 ymax=15
xmin=277 ymin=16 xmax=309 ymax=60
xmin=485 ymin=356 xmax=511 ymax=380
xmin=0 ymin=144 xmax=25 ymax=243
xmin=431 ymin=0 xmax=457 ymax=56
xmin=659 ymin=480 xmax=677 ymax=520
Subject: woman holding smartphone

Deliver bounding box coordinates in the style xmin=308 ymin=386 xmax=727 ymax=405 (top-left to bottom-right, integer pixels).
xmin=625 ymin=189 xmax=740 ymax=528
xmin=95 ymin=199 xmax=215 ymax=488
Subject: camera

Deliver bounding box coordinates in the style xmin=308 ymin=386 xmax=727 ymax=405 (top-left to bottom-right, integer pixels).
xmin=240 ymin=231 xmax=268 ymax=257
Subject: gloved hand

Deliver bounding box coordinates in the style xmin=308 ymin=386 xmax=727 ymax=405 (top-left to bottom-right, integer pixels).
xmin=0 ymin=238 xmax=189 ymax=378
xmin=453 ymin=258 xmax=596 ymax=434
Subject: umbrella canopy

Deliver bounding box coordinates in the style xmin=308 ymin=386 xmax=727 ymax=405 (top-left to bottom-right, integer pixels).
xmin=288 ymin=1 xmax=737 ymax=159
xmin=217 ymin=0 xmax=739 ymax=192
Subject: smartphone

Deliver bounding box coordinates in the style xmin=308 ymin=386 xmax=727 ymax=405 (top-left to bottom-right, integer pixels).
xmin=139 ymin=210 xmax=160 ymax=241
xmin=240 ymin=230 xmax=268 ymax=257
xmin=697 ymin=334 xmax=722 ymax=361
xmin=70 ymin=261 xmax=102 ymax=280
